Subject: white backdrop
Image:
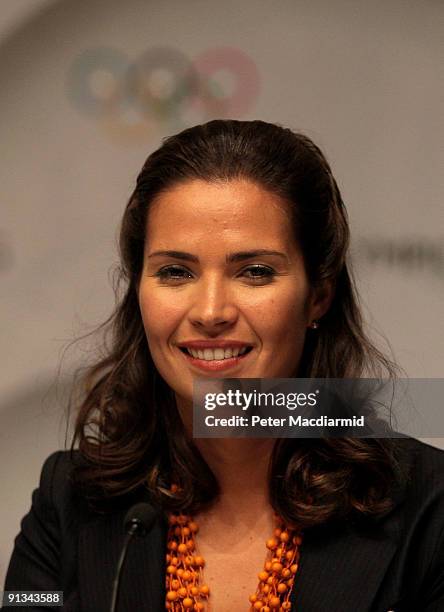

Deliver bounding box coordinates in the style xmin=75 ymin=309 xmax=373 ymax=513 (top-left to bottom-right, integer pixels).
xmin=1 ymin=0 xmax=443 ymax=585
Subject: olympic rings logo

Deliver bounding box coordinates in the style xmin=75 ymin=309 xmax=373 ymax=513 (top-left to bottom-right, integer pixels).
xmin=66 ymin=46 xmax=260 ymax=144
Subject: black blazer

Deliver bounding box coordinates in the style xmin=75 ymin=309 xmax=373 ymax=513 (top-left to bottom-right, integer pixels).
xmin=5 ymin=438 xmax=444 ymax=612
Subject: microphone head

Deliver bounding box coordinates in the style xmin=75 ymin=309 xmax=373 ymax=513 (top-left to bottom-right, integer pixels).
xmin=124 ymin=502 xmax=161 ymax=537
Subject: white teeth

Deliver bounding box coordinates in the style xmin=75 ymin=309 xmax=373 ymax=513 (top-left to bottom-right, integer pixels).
xmin=184 ymin=347 xmax=250 ymax=360
xmin=213 ymin=348 xmax=225 ymax=360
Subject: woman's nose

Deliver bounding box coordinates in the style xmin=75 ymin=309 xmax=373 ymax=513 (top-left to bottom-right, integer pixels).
xmin=187 ymin=276 xmax=238 ymax=331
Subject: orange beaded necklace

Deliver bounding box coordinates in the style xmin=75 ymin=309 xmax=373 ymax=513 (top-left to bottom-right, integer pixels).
xmin=165 ymin=512 xmax=302 ymax=611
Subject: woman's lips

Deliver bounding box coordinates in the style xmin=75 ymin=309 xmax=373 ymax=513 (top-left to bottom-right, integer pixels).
xmin=178 ymin=347 xmax=252 ymax=372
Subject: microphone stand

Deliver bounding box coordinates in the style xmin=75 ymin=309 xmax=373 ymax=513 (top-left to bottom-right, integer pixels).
xmin=109 ymin=521 xmax=140 ymax=612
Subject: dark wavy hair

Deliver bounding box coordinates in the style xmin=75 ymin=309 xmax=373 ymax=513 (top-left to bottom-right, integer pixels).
xmin=71 ymin=119 xmax=404 ymax=528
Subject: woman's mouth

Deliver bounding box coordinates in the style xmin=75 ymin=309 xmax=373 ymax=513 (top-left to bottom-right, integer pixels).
xmin=178 ymin=345 xmax=253 ymax=371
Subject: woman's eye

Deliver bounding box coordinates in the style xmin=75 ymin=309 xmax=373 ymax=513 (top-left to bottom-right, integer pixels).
xmin=154 ymin=264 xmax=276 ymax=284
xmin=240 ymin=265 xmax=276 ymax=283
xmin=155 ymin=266 xmax=193 ymax=282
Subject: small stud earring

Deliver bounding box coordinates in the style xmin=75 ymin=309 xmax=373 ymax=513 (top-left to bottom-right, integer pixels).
xmin=309 ymin=320 xmax=319 ymax=329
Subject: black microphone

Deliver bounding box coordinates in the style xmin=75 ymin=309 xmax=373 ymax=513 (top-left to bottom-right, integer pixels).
xmin=109 ymin=502 xmax=161 ymax=612
xmin=123 ymin=502 xmax=160 ymax=537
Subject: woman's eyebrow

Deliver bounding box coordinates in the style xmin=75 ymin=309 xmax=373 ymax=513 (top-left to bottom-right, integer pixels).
xmin=147 ymin=250 xmax=199 ymax=262
xmin=227 ymin=250 xmax=289 ymax=263
xmin=147 ymin=249 xmax=289 ymax=263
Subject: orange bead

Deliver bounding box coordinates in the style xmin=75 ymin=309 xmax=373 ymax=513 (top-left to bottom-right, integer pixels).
xmin=253 ymin=602 xmax=262 ymax=610
xmin=258 ymin=571 xmax=269 ymax=581
xmin=176 ymin=569 xmax=184 ymax=577
xmin=189 ymin=521 xmax=198 ymax=532
xmin=271 ymin=562 xmax=283 ymax=573
xmin=182 ymin=571 xmax=191 ymax=581
xmin=280 ymin=531 xmax=290 ymax=543
xmin=285 ymin=551 xmax=294 ymax=561
xmin=274 ymin=528 xmax=282 ymax=537
xmin=262 ymin=607 xmax=271 ymax=612
xmin=262 ymin=585 xmax=270 ymax=595
xmin=194 ymin=556 xmax=205 ymax=567
xmin=269 ymin=596 xmax=281 ymax=608
xmin=171 ymin=557 xmax=179 ymax=566
xmin=186 ymin=539 xmax=195 ymax=550
xmin=166 ymin=565 xmax=177 ymax=575
xmin=183 ymin=597 xmax=193 ymax=608
xmin=293 ymin=535 xmax=302 ymax=545
xmin=290 ymin=564 xmax=298 ymax=574
xmin=178 ymin=543 xmax=188 ymax=554
xmin=282 ymin=603 xmax=292 ymax=610
xmin=195 ymin=604 xmax=204 ymax=611
xmin=282 ymin=568 xmax=291 ymax=579
xmin=166 ymin=591 xmax=178 ymax=601
xmin=264 ymin=561 xmax=272 ymax=571
xmin=200 ymin=585 xmax=210 ymax=596
xmin=266 ymin=576 xmax=274 ymax=585
xmin=190 ymin=586 xmax=199 ymax=596
xmin=174 ymin=526 xmax=181 ymax=536
xmin=249 ymin=594 xmax=258 ymax=603
xmin=168 ymin=541 xmax=178 ymax=550
xmin=171 ymin=579 xmax=180 ymax=590
xmin=266 ymin=538 xmax=278 ymax=550
xmin=287 ymin=578 xmax=294 ymax=587
xmin=277 ymin=583 xmax=287 ymax=594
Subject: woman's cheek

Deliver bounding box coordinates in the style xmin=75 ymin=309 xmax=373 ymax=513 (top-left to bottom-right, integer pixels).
xmin=253 ymin=290 xmax=307 ymax=329
xmin=140 ymin=291 xmax=183 ymax=339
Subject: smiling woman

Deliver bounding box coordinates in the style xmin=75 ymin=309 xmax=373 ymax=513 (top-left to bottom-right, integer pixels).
xmin=5 ymin=120 xmax=444 ymax=611
xmin=139 ymin=179 xmax=331 ymax=405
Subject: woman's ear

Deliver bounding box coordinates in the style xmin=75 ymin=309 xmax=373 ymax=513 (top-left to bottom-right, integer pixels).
xmin=307 ymin=279 xmax=334 ymax=326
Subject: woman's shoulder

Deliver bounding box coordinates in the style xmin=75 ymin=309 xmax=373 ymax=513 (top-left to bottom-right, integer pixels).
xmin=388 ymin=438 xmax=444 ymax=528
xmin=38 ymin=450 xmax=153 ymax=520
xmin=395 ymin=437 xmax=444 ymax=484
xmin=38 ymin=449 xmax=76 ymax=486
xmin=33 ymin=450 xmax=92 ymax=531
xmin=38 ymin=450 xmax=80 ymax=497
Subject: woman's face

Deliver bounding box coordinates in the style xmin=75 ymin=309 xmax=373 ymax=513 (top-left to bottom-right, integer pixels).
xmin=138 ymin=179 xmax=330 ymax=407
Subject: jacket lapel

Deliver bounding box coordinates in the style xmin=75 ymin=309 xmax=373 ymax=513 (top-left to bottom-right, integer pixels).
xmin=78 ymin=502 xmax=167 ymax=612
xmin=292 ymin=513 xmax=402 ymax=612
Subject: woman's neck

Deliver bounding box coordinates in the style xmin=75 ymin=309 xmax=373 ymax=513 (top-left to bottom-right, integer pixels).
xmin=195 ymin=437 xmax=275 ymax=500
xmin=176 ymin=394 xmax=274 ymax=502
